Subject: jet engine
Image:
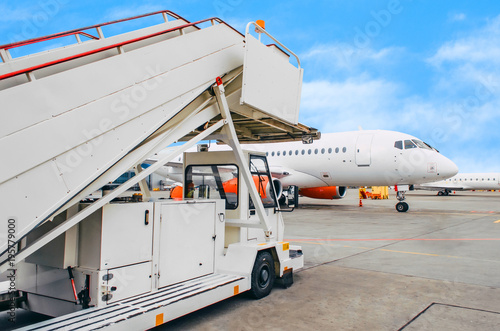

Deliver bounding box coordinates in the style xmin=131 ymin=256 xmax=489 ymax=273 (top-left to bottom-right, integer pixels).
xmin=299 ymin=186 xmax=347 ymax=200
xmin=271 ymin=178 xmax=283 ymax=201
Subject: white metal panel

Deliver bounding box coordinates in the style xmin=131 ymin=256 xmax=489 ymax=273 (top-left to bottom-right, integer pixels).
xmin=355 ymin=134 xmax=373 ymax=166
xmin=158 ymin=201 xmax=216 ymax=287
xmin=101 ymin=203 xmax=154 ymax=270
xmin=0 ymin=161 xmax=70 ymax=242
xmin=241 ymin=34 xmax=302 ymax=125
xmin=105 ymin=262 xmax=152 ymax=304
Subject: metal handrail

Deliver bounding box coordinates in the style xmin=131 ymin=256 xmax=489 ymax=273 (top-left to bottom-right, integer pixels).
xmin=245 ymin=22 xmax=301 ymax=68
xmin=0 ymin=10 xmax=187 ymax=50
xmin=0 ymin=15 xmax=242 ymax=81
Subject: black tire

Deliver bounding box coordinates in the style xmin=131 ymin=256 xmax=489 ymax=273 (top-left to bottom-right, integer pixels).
xmin=249 ymin=251 xmax=275 ymax=299
xmin=278 ymin=194 xmax=286 ymax=206
xmin=437 ymin=191 xmax=443 ymax=196
xmin=396 ymin=202 xmax=409 ymax=212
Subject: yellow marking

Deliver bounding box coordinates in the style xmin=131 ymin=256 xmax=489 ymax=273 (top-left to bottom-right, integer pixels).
xmin=292 ymin=240 xmax=462 ymax=259
xmin=155 ymin=313 xmax=164 ymax=326
xmin=282 ymin=242 xmax=289 ymax=251
xmin=495 ymin=220 xmax=500 ymax=223
xmin=234 ymin=285 xmax=239 ymax=295
xmin=284 ymin=266 xmax=289 ymax=271
xmin=380 ymin=248 xmax=439 ymax=257
xmin=258 ymin=243 xmax=268 ymax=246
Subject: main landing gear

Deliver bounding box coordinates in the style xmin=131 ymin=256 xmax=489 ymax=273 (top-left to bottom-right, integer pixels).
xmin=437 ymin=189 xmax=451 ymax=196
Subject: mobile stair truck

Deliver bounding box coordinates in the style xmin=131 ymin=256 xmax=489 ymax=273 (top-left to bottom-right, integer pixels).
xmin=0 ymin=10 xmax=319 ymax=330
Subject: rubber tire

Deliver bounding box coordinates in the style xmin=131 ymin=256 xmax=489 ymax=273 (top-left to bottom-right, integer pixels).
xmin=249 ymin=251 xmax=275 ymax=299
xmin=437 ymin=191 xmax=443 ymax=196
xmin=396 ymin=202 xmax=409 ymax=212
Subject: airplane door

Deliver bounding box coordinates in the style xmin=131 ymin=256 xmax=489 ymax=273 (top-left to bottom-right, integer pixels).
xmin=355 ymin=134 xmax=373 ymax=166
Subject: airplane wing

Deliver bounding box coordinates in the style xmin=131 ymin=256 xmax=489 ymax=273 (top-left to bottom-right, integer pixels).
xmin=416 ymin=183 xmax=468 ymax=191
xmin=269 ymin=166 xmax=329 ymax=188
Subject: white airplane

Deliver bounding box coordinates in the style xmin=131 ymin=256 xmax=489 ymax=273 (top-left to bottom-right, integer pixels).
xmin=417 ymin=173 xmax=500 ymax=195
xmin=151 ymin=130 xmax=458 ymax=212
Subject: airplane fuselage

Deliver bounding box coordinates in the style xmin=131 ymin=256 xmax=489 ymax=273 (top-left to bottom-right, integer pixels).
xmin=244 ymin=130 xmax=458 ymax=188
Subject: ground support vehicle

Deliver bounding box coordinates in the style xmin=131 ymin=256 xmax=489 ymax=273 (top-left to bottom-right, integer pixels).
xmin=0 ymin=10 xmax=317 ymax=329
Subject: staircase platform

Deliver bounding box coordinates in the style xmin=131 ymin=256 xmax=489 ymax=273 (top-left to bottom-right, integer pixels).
xmin=17 ymin=273 xmax=246 ymax=330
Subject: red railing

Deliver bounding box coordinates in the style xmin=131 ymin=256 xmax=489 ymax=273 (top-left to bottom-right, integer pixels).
xmin=0 ymin=11 xmax=243 ymax=81
xmin=0 ymin=10 xmax=188 ymax=50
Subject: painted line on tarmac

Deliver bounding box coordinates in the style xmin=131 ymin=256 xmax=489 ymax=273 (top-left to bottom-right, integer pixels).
xmin=378 ymin=248 xmax=460 ymax=258
xmin=292 ymin=241 xmax=462 ymax=259
xmin=495 ymin=220 xmax=500 ymax=223
xmin=287 ymin=238 xmax=500 ymax=242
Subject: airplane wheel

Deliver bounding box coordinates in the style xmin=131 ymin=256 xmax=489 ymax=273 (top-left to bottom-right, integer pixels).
xmin=396 ymin=202 xmax=409 ymax=212
xmin=437 ymin=191 xmax=443 ymax=196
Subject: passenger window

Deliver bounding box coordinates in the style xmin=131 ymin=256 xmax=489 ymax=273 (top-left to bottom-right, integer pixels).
xmin=301 ymin=149 xmax=305 ymax=155
xmin=321 ymin=148 xmax=325 ymax=154
xmin=394 ymin=141 xmax=403 ymax=150
xmin=404 ymin=140 xmax=417 ymax=149
xmin=328 ymin=148 xmax=332 ymax=154
xmin=308 ymin=149 xmax=312 ymax=155
xmin=335 ymin=147 xmax=339 ymax=153
xmin=283 ymin=150 xmax=286 ymax=156
xmin=342 ymin=147 xmax=347 ymax=153
xmin=271 ymin=151 xmax=275 ymax=157
xmin=277 ymin=151 xmax=280 ymax=156
xmin=314 ymin=149 xmax=318 ymax=154
xmin=295 ymin=150 xmax=299 ymax=155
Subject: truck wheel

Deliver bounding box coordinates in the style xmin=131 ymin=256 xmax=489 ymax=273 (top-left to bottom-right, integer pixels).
xmin=249 ymin=251 xmax=275 ymax=299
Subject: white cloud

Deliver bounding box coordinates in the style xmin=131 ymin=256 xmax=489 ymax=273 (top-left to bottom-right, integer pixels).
xmin=301 ymin=43 xmax=403 ymax=72
xmin=0 ymin=4 xmax=33 ymax=23
xmin=104 ymin=4 xmax=165 ymax=22
xmin=449 ymin=13 xmax=466 ymax=22
xmin=428 ymin=15 xmax=500 ymax=66
xmin=299 ymin=77 xmax=402 ymax=132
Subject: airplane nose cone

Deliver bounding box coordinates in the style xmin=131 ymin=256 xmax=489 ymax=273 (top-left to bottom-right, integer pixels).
xmin=439 ymin=157 xmax=459 ymax=179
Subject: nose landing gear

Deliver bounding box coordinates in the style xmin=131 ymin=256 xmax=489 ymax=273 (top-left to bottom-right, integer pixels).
xmin=395 ymin=190 xmax=409 ymax=212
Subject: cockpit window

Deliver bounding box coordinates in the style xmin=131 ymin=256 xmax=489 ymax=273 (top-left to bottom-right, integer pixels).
xmin=394 ymin=141 xmax=403 ymax=149
xmin=411 ymin=139 xmax=432 ymax=150
xmin=424 ymin=141 xmax=439 ymax=153
xmin=404 ymin=140 xmax=417 ymax=149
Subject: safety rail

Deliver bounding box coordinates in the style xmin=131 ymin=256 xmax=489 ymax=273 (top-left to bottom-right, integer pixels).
xmin=0 ymin=14 xmax=243 ymax=81
xmin=0 ymin=10 xmax=188 ymax=54
xmin=245 ymin=22 xmax=301 ymax=68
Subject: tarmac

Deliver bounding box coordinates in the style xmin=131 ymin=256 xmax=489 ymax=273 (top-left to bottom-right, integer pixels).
xmin=2 ymin=189 xmax=500 ymax=330
xmin=160 ymin=189 xmax=500 ymax=330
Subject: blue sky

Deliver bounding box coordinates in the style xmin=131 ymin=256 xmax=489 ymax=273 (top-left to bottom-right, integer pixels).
xmin=1 ymin=0 xmax=500 ymax=172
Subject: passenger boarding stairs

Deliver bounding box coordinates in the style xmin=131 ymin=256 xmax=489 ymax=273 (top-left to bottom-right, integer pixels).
xmin=0 ymin=11 xmax=314 ymax=271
